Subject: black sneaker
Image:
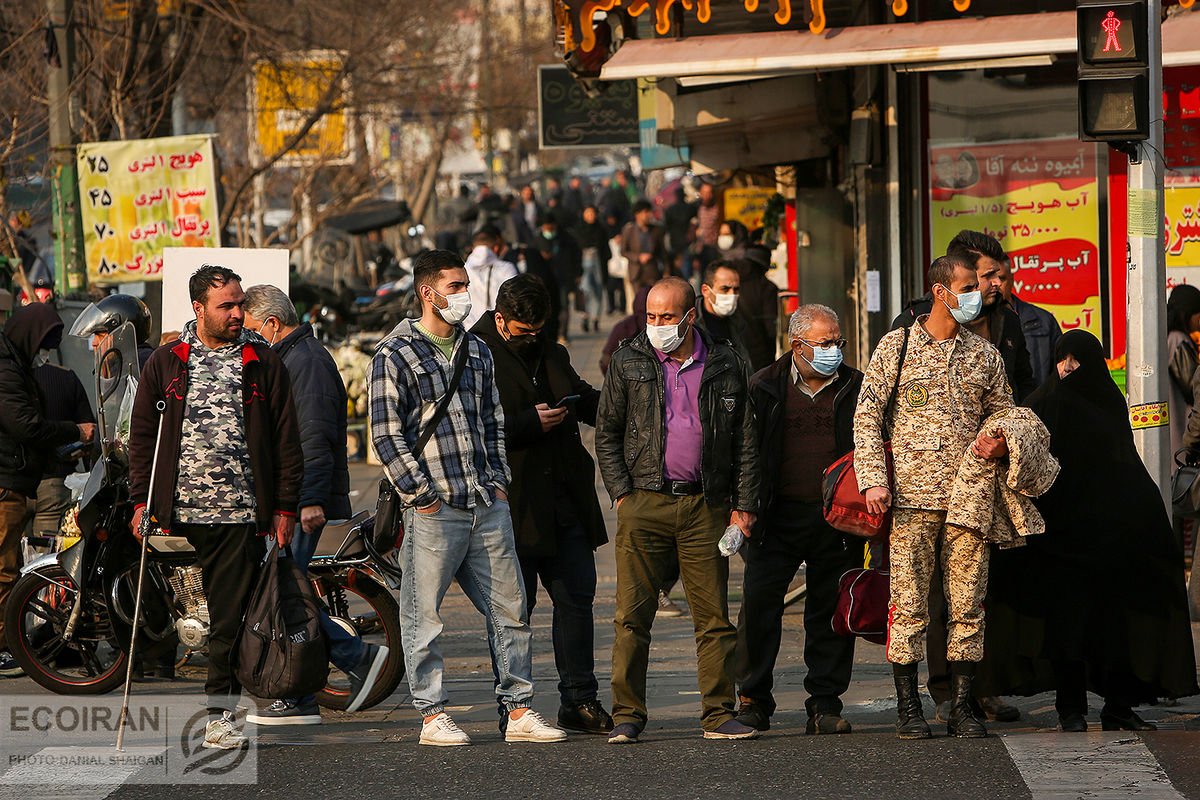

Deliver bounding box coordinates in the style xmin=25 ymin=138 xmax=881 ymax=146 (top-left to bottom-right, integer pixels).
xmin=0 ymin=651 xmax=24 ymax=678
xmin=607 ymin=722 xmax=641 ymax=744
xmin=735 ymin=703 xmax=771 ymax=732
xmin=557 ymin=701 xmax=615 ymax=734
xmin=246 ymin=698 xmax=323 ymax=726
xmin=345 ymin=643 xmax=390 ymax=714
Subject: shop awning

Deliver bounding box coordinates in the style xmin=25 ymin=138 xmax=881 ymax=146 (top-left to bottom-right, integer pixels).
xmin=600 ymin=10 xmax=1200 ymax=80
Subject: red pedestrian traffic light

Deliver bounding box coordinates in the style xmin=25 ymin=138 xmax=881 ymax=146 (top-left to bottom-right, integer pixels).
xmin=1076 ymin=0 xmax=1150 ymax=141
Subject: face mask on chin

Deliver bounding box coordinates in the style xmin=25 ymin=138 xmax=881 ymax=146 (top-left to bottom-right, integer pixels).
xmin=647 ymin=312 xmax=692 ymax=354
xmin=431 ymin=288 xmax=472 ymax=325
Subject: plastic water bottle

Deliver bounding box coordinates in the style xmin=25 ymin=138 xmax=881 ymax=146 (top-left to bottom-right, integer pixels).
xmin=718 ymin=524 xmax=745 ymax=557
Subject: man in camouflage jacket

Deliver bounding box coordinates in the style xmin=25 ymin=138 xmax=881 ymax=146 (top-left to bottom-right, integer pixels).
xmin=852 ymin=255 xmax=1012 ymax=741
xmin=130 ymin=265 xmax=302 ymax=750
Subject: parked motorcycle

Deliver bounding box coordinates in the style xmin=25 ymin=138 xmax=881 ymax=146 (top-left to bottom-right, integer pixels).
xmin=3 ymin=324 xmax=405 ymax=711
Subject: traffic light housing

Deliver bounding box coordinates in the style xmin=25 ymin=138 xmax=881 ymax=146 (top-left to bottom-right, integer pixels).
xmin=1076 ymin=0 xmax=1150 ymax=142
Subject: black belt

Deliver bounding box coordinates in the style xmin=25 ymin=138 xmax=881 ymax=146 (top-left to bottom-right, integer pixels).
xmin=659 ymin=480 xmax=702 ymax=496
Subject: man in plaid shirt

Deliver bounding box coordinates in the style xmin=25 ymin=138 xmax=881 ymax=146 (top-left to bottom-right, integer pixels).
xmin=370 ymin=249 xmax=565 ymax=747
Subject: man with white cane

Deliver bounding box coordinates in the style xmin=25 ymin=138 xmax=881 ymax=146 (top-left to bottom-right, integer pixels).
xmin=129 ymin=265 xmax=303 ymax=749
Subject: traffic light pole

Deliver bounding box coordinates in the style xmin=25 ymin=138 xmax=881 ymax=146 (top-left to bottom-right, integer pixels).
xmin=47 ymin=0 xmax=85 ymax=293
xmin=1125 ymin=0 xmax=1169 ymax=505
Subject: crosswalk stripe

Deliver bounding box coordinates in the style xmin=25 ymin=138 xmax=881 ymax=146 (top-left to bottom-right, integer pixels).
xmin=1003 ymin=733 xmax=1185 ymax=799
xmin=0 ymin=745 xmax=166 ymax=800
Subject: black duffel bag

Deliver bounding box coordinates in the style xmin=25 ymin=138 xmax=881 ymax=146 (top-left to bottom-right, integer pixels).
xmin=233 ymin=543 xmax=329 ymax=699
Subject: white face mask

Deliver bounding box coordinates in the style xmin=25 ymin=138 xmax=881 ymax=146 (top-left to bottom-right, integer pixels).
xmin=710 ymin=292 xmax=738 ymax=317
xmin=647 ymin=312 xmax=692 ymax=354
xmin=31 ymin=349 xmax=51 ymax=368
xmin=717 ymin=234 xmax=735 ymax=251
xmin=431 ymin=288 xmax=472 ymax=325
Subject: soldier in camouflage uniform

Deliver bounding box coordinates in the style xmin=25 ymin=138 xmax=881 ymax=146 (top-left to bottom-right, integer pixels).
xmin=852 ymin=255 xmax=1013 ymax=740
xmin=130 ymin=265 xmax=303 ymax=751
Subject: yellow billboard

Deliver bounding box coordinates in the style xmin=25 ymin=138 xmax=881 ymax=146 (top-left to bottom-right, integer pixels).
xmin=78 ymin=134 xmax=220 ymax=284
xmin=254 ymin=53 xmax=350 ymax=164
xmin=723 ymin=187 xmax=775 ymax=232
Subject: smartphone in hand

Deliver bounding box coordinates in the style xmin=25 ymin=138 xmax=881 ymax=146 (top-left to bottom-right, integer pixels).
xmin=554 ymin=394 xmax=581 ymax=409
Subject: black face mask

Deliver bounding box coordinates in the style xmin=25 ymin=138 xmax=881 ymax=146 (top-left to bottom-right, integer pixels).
xmin=499 ymin=319 xmax=541 ymax=358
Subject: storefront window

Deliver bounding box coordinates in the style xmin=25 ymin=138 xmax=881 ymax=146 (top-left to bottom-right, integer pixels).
xmin=925 ymin=67 xmax=1104 ymax=343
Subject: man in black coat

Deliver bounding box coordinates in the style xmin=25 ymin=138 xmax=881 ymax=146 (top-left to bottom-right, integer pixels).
xmin=889 ymin=229 xmax=1030 ymax=724
xmin=733 ymin=304 xmax=863 ymax=735
xmin=0 ymin=304 xmax=95 ymax=676
xmin=469 ymin=273 xmax=613 ymax=736
xmin=242 ymin=284 xmax=388 ymax=725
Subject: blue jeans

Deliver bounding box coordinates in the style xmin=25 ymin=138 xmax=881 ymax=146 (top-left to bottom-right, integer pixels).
xmin=400 ymin=496 xmax=534 ymax=717
xmin=290 ymin=522 xmax=367 ymax=704
xmin=580 ymin=251 xmax=604 ymax=321
xmin=518 ymin=519 xmax=600 ymax=707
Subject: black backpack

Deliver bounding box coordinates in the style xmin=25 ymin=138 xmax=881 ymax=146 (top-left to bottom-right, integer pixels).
xmin=234 ymin=544 xmax=330 ymax=699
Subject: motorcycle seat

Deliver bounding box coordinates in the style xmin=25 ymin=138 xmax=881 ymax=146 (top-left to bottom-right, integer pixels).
xmin=311 ymin=510 xmax=371 ymax=560
xmin=149 ymin=535 xmax=196 ymax=553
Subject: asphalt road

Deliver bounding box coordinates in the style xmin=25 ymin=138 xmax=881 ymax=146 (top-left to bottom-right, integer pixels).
xmin=3 ymin=320 xmax=1200 ymax=799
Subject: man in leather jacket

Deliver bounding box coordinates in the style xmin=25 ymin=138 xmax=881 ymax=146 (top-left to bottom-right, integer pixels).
xmin=596 ymin=276 xmax=760 ymax=744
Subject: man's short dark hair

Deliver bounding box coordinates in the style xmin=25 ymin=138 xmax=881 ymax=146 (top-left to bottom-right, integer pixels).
xmin=539 ymin=209 xmax=559 ymax=227
xmin=703 ymin=259 xmax=738 ymax=288
xmin=495 ymin=273 xmax=551 ymax=325
xmin=189 ymin=264 xmax=241 ymax=304
xmin=652 ymin=276 xmax=696 ymax=317
xmin=473 ymin=229 xmax=498 ymax=247
xmin=479 ymin=223 xmax=502 ymax=240
xmin=412 ymin=249 xmax=464 ymax=293
xmin=946 ymin=229 xmax=1005 ymax=268
xmin=632 ymin=199 xmax=653 ymax=215
xmin=927 ymin=254 xmax=973 ymax=288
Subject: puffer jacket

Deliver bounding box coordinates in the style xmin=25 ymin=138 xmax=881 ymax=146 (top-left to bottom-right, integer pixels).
xmin=0 ymin=305 xmax=80 ymax=496
xmin=945 ymin=407 xmax=1060 ymax=548
xmin=274 ymin=323 xmax=351 ymax=520
xmin=595 ymin=326 xmax=759 ymax=512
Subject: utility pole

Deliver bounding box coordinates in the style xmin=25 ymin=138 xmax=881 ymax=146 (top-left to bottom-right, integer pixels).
xmin=480 ymin=0 xmax=494 ymax=182
xmin=47 ymin=0 xmax=85 ymax=293
xmin=1125 ymin=0 xmax=1169 ymax=504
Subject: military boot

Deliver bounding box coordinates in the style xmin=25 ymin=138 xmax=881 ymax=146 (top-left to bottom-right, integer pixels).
xmin=893 ymin=665 xmax=931 ymax=739
xmin=947 ymin=666 xmax=988 ymax=738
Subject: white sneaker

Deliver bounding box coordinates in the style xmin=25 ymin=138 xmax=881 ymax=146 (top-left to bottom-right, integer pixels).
xmin=420 ymin=712 xmax=471 ymax=746
xmin=203 ymin=715 xmax=249 ymax=750
xmin=505 ymin=709 xmax=567 ymax=743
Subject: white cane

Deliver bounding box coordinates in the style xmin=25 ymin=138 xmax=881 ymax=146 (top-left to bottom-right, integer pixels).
xmin=116 ymin=399 xmax=167 ymax=751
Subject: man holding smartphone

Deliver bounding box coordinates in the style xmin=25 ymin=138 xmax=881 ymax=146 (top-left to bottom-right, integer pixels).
xmin=471 ymin=273 xmax=614 ymax=735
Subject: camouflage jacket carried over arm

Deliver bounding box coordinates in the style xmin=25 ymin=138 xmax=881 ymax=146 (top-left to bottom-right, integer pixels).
xmin=853 ymin=317 xmax=1014 ymax=511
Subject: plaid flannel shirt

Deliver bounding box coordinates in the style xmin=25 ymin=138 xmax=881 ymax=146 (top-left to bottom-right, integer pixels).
xmin=369 ymin=319 xmax=510 ymax=510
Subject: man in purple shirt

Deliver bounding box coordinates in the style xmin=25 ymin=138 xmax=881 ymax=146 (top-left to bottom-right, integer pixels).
xmin=596 ymin=276 xmax=760 ymax=743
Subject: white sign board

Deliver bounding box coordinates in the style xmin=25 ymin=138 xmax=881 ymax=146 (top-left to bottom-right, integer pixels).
xmin=161 ymin=247 xmax=290 ymax=333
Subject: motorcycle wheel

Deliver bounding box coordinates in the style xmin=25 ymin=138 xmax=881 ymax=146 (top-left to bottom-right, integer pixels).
xmin=4 ymin=566 xmax=127 ymax=695
xmin=312 ymin=570 xmax=405 ymax=712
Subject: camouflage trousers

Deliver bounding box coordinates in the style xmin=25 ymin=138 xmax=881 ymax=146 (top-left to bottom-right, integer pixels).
xmin=886 ymin=508 xmax=989 ymax=665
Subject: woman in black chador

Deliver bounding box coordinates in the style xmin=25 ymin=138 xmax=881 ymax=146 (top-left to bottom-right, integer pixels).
xmin=981 ymin=330 xmax=1197 ymax=731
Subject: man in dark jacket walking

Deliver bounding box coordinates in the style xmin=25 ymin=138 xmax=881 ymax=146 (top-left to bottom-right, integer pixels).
xmin=129 ymin=265 xmax=304 ymax=750
xmin=242 ymin=284 xmax=388 ymax=726
xmin=0 ymin=304 xmax=95 ymax=677
xmin=733 ymin=304 xmax=863 ymax=735
xmin=470 ymin=273 xmax=614 ymax=735
xmin=596 ymin=276 xmax=760 ymax=743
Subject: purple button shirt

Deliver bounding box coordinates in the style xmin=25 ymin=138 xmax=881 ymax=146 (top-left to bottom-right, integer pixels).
xmin=657 ymin=333 xmax=706 ymax=482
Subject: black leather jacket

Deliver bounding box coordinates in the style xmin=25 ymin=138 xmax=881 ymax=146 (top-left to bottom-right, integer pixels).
xmin=596 ymin=326 xmax=759 ymax=512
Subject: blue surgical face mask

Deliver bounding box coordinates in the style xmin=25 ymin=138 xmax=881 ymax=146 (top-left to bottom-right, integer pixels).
xmin=799 ymin=343 xmax=843 ymax=376
xmin=939 ymin=285 xmax=982 ymax=324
